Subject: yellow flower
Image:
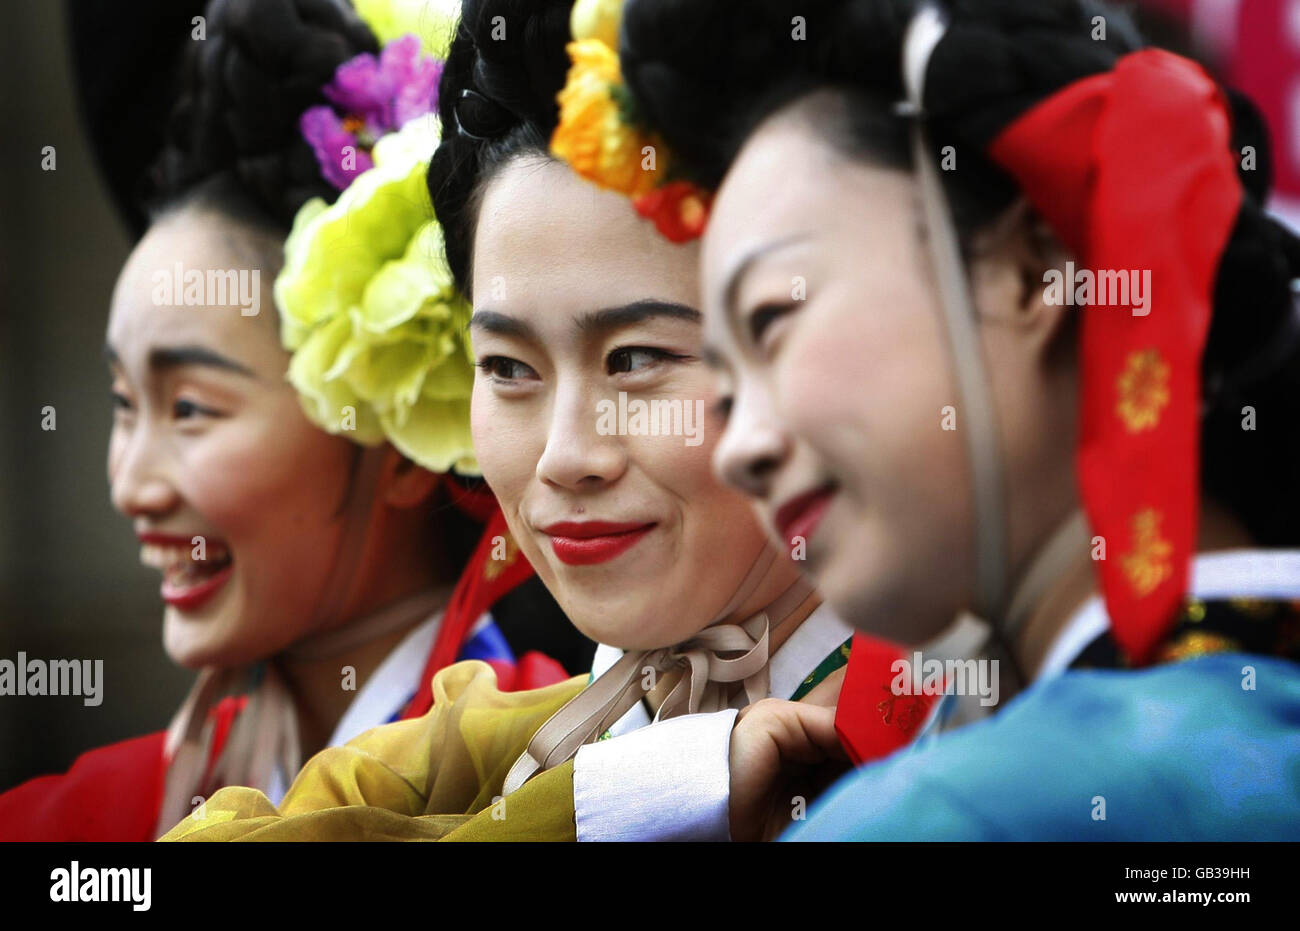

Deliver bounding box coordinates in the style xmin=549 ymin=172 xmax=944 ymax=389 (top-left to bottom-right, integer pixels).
xmin=571 ymin=0 xmax=623 ymax=48
xmin=353 ymin=0 xmax=459 ymax=57
xmin=1116 ymin=347 xmax=1170 ymax=433
xmin=551 ymin=39 xmax=664 ymax=198
xmin=276 ymin=116 xmax=478 ymax=475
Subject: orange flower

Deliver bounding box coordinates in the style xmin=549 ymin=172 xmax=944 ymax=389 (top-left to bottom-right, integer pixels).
xmin=1116 ymin=347 xmax=1170 ymax=432
xmin=551 ymin=39 xmax=664 ymax=198
xmin=570 ymin=0 xmax=622 ymax=47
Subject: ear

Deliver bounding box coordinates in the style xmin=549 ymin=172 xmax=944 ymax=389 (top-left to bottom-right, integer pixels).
xmin=968 ymin=198 xmax=1074 ymax=356
xmin=378 ymin=445 xmax=442 ymax=509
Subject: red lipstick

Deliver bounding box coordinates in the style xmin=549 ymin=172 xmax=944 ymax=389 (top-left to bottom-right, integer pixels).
xmin=542 ymin=520 xmax=656 ymax=566
xmin=138 ymin=530 xmax=235 ymax=612
xmin=773 ymin=486 xmax=836 ymax=551
xmin=161 ymin=567 xmax=234 ymax=611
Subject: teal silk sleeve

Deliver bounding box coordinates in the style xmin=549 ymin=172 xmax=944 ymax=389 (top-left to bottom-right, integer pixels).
xmin=785 ymin=653 xmax=1300 ymax=841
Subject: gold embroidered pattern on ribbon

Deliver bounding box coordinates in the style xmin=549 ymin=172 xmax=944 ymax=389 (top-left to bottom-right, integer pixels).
xmin=1116 ymin=347 xmax=1171 ymax=432
xmin=1120 ymin=508 xmax=1173 ymax=597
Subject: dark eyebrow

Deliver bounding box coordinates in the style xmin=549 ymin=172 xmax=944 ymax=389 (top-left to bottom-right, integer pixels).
xmin=468 ymin=310 xmax=537 ymax=341
xmin=718 ymin=233 xmax=813 ymax=315
xmin=150 ymin=345 xmax=256 ymax=377
xmin=574 ymin=300 xmax=701 ymax=336
xmin=103 ymin=343 xmax=257 ymax=381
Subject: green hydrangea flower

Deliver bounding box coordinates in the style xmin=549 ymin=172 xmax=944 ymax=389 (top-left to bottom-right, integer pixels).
xmin=276 ymin=116 xmax=478 ymax=475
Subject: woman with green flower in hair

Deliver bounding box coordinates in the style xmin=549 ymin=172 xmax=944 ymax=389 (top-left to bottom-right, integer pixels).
xmin=0 ymin=0 xmax=582 ymax=842
xmin=152 ymin=0 xmax=944 ymax=846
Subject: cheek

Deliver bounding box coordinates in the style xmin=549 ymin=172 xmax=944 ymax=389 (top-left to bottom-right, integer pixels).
xmin=628 ymin=369 xmax=727 ymax=503
xmin=106 ymin=427 xmax=125 ymax=485
xmin=777 ymin=295 xmax=956 ymax=474
xmin=470 ymin=383 xmax=541 ymax=507
xmin=183 ymin=409 xmax=350 ymax=540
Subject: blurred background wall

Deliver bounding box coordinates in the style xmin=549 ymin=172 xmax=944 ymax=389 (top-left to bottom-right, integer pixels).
xmin=0 ymin=0 xmax=192 ymax=790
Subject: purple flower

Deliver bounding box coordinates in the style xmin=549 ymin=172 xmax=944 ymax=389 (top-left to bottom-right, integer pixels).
xmin=301 ymin=34 xmax=443 ymax=191
xmin=301 ymin=107 xmax=376 ymax=191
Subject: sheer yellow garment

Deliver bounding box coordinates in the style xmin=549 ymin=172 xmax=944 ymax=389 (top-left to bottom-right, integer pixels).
xmin=160 ymin=661 xmax=587 ymax=841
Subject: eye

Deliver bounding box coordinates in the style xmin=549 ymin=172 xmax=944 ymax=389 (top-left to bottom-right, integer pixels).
xmin=607 ymin=346 xmax=689 ymax=375
xmin=111 ymin=391 xmax=133 ymax=413
xmin=477 ymin=356 xmax=538 ymax=382
xmin=173 ymin=398 xmax=218 ymax=420
xmin=746 ymin=302 xmax=797 ymax=350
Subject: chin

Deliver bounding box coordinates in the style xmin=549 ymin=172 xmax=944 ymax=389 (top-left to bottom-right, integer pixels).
xmin=161 ymin=603 xmax=258 ymax=670
xmin=162 ymin=613 xmax=224 ymax=670
xmin=816 ymin=548 xmax=910 ymax=641
xmin=567 ymin=592 xmax=702 ymax=651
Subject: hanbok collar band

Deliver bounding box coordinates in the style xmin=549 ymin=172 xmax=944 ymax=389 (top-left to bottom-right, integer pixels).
xmin=155 ymin=585 xmax=450 ymax=836
xmin=503 ymin=557 xmax=818 ymax=796
xmin=282 ymin=587 xmax=450 ymax=662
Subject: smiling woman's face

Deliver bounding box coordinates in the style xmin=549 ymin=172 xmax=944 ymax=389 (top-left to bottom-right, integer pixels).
xmin=469 ymin=157 xmax=799 ymax=650
xmin=699 ymin=108 xmax=977 ymax=646
xmin=106 ymin=203 xmax=358 ymax=668
xmin=699 ymin=97 xmax=1079 ymax=646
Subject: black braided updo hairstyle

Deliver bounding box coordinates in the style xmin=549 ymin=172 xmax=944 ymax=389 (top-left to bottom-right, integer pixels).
xmin=142 ymin=0 xmax=590 ymax=666
xmin=426 ymin=0 xmax=577 ymax=296
xmin=133 ymin=0 xmax=515 ymax=580
xmin=616 ymin=0 xmax=1300 ymax=546
xmin=148 ymin=0 xmax=377 ymax=228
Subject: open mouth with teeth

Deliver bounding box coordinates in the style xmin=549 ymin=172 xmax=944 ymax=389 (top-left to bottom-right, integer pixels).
xmin=141 ymin=540 xmax=234 ymax=611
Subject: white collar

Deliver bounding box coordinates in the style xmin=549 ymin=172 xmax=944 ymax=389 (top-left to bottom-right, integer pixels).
xmin=324 ymin=611 xmax=442 ymax=748
xmin=591 ymin=602 xmax=854 ymax=737
xmin=1036 ymin=549 xmax=1300 ymax=680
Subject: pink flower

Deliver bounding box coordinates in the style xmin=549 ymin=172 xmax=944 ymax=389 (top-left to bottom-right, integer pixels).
xmin=301 ymin=34 xmax=443 ymax=191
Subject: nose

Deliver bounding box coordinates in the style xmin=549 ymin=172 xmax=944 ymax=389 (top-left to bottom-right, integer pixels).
xmin=535 ymin=382 xmax=629 ymax=491
xmin=108 ymin=421 xmax=180 ymax=519
xmin=713 ymin=378 xmax=789 ymax=500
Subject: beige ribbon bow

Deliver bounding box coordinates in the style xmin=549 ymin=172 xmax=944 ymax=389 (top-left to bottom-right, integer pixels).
xmin=503 ymin=568 xmax=817 ymax=796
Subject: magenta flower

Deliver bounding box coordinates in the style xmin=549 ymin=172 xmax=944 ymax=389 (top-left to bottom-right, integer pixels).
xmin=301 ymin=34 xmax=443 ymax=191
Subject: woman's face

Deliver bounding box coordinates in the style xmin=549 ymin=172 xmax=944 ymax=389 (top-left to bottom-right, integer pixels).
xmin=698 ymin=103 xmax=1071 ymax=645
xmin=470 ymin=157 xmax=799 ymax=650
xmin=106 ymin=205 xmax=359 ymax=668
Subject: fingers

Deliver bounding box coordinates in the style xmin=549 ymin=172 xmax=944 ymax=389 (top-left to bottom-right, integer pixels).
xmin=760 ymin=700 xmax=848 ymax=766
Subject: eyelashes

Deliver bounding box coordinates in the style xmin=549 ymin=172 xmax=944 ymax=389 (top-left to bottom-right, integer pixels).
xmin=606 ymin=346 xmax=692 ymax=375
xmin=476 ymin=356 xmax=538 ymax=382
xmin=172 ymin=399 xmax=222 ymax=420
xmin=476 ymin=346 xmax=695 ymax=386
xmin=747 ymin=301 xmax=798 ymax=349
xmin=108 ymin=391 xmax=221 ymax=421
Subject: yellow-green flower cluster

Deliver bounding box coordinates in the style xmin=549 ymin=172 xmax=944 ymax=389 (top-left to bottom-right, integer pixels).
xmin=276 ymin=116 xmax=478 ymax=474
xmin=354 ymin=0 xmax=459 ymax=57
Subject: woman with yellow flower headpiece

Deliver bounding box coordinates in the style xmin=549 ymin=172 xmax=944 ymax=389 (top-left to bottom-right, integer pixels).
xmin=0 ymin=0 xmax=590 ymax=842
xmin=547 ymin=0 xmax=1300 ymax=840
xmin=152 ymin=0 xmax=949 ymax=844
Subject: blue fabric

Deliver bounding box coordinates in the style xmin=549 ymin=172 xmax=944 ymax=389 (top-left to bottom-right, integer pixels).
xmin=455 ymin=616 xmax=515 ymax=664
xmin=785 ymin=653 xmax=1300 ymax=841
